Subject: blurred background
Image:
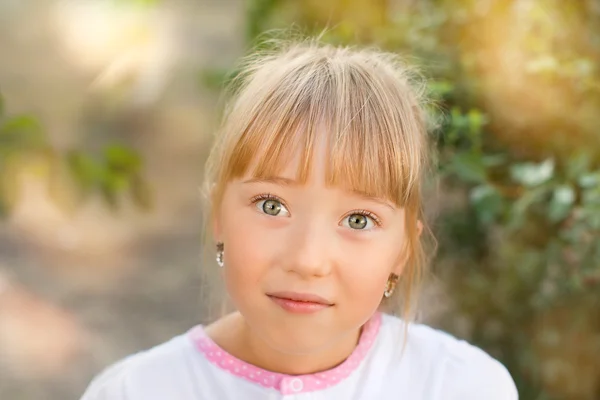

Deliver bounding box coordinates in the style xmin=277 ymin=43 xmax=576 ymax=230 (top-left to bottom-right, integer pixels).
xmin=0 ymin=0 xmax=598 ymax=399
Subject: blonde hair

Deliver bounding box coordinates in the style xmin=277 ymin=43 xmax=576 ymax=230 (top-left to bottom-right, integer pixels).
xmin=200 ymin=35 xmax=434 ymax=323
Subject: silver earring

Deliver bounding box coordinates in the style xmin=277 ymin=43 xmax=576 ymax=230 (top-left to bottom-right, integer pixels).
xmin=383 ymin=273 xmax=399 ymax=298
xmin=216 ymin=242 xmax=224 ymax=268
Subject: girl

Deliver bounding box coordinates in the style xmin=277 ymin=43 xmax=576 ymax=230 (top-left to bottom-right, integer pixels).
xmin=81 ymin=38 xmax=518 ymax=399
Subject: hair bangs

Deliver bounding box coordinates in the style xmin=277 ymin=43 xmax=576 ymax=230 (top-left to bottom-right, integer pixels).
xmin=326 ymin=61 xmax=422 ymax=207
xmin=326 ymin=70 xmax=412 ymax=207
xmin=220 ymin=55 xmax=422 ymax=208
xmin=219 ymin=58 xmax=330 ymax=185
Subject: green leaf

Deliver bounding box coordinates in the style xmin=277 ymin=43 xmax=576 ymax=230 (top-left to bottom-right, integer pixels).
xmin=508 ymin=186 xmax=549 ymax=229
xmin=0 ymin=115 xmax=46 ymax=150
xmin=482 ymin=154 xmax=507 ymax=168
xmin=200 ymin=68 xmax=232 ymax=91
xmin=566 ymin=153 xmax=592 ymax=180
xmin=582 ymin=186 xmax=600 ymax=206
xmin=0 ymin=115 xmax=42 ymax=134
xmin=104 ymin=144 xmax=141 ymax=173
xmin=578 ymin=171 xmax=600 ymax=188
xmin=246 ymin=0 xmax=284 ymax=42
xmin=106 ymin=172 xmax=130 ymax=192
xmin=467 ymin=109 xmax=487 ymax=136
xmin=584 ymin=210 xmax=600 ymax=230
xmin=548 ymin=185 xmax=575 ymax=222
xmin=470 ymin=184 xmax=504 ymax=224
xmin=510 ymin=159 xmax=554 ymax=187
xmin=67 ymin=150 xmax=103 ymax=191
xmin=450 ymin=107 xmax=468 ymax=131
xmin=447 ymin=152 xmax=487 ymax=183
xmin=100 ymin=178 xmax=121 ymax=209
xmin=428 ymin=80 xmax=454 ymax=99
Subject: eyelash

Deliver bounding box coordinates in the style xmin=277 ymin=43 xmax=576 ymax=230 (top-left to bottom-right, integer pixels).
xmin=249 ymin=193 xmax=382 ymax=227
xmin=345 ymin=209 xmax=382 ymax=227
xmin=249 ymin=193 xmax=286 ymax=206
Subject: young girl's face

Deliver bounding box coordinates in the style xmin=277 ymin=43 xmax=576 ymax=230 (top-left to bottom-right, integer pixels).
xmin=214 ymin=134 xmax=408 ymax=355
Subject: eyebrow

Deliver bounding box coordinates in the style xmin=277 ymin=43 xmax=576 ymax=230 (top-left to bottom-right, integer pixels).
xmin=242 ymin=176 xmax=396 ymax=211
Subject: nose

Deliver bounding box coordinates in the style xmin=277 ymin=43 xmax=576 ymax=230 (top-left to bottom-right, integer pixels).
xmin=284 ymin=219 xmax=332 ymax=279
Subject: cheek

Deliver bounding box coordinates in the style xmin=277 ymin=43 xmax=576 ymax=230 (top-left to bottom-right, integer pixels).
xmin=219 ymin=206 xmax=275 ymax=299
xmin=342 ymin=257 xmax=388 ymax=305
xmin=338 ymin=234 xmax=403 ymax=308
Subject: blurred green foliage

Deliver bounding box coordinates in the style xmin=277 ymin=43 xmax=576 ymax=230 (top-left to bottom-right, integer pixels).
xmin=231 ymin=0 xmax=600 ymax=399
xmin=66 ymin=144 xmax=151 ymax=210
xmin=0 ymin=93 xmax=151 ymax=217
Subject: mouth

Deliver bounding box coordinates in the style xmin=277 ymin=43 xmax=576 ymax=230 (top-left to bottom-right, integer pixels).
xmin=267 ymin=291 xmax=334 ymax=314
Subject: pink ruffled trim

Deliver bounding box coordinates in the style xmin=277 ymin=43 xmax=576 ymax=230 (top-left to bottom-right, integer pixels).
xmin=188 ymin=313 xmax=381 ymax=395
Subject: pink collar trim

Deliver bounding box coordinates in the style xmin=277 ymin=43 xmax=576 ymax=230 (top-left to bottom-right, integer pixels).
xmin=188 ymin=312 xmax=382 ymax=395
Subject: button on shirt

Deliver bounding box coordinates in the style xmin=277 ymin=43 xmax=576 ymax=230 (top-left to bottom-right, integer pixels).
xmin=81 ymin=313 xmax=518 ymax=399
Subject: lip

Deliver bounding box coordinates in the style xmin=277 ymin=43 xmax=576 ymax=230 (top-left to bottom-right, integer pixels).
xmin=267 ymin=291 xmax=334 ymax=314
xmin=268 ymin=291 xmax=333 ymax=305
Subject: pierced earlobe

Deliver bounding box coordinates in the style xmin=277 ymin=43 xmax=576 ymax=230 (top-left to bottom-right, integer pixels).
xmin=216 ymin=242 xmax=224 ymax=268
xmin=383 ymin=273 xmax=399 ymax=298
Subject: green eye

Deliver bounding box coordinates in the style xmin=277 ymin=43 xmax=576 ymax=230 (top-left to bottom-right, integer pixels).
xmin=254 ymin=197 xmax=290 ymax=217
xmin=343 ymin=212 xmax=378 ymax=230
xmin=348 ymin=214 xmax=368 ymax=229
xmin=262 ymin=199 xmax=282 ymax=216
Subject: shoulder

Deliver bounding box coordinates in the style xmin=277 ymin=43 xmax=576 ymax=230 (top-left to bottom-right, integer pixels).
xmin=379 ymin=314 xmax=518 ymax=399
xmin=80 ymin=333 xmax=195 ymax=400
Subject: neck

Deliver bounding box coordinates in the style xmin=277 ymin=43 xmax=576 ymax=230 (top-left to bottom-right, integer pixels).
xmin=206 ymin=312 xmax=362 ymax=376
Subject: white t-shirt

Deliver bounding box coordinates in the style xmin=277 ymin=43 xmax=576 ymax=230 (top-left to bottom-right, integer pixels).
xmin=81 ymin=313 xmax=518 ymax=399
